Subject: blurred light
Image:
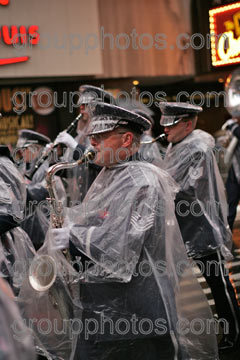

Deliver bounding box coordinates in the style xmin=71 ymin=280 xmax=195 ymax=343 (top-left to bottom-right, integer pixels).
xmin=209 ymin=2 xmax=240 ymax=66
xmin=218 ymin=78 xmax=224 ymax=83
xmin=209 ymin=2 xmax=240 ymax=16
xmin=132 ymin=80 xmax=139 ymax=86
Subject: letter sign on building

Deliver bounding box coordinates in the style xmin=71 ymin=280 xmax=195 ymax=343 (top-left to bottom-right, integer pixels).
xmin=209 ymin=2 xmax=240 ymax=67
xmin=0 ymin=1 xmax=39 ymax=65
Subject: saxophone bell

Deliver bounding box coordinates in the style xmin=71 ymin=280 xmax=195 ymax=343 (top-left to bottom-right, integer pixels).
xmin=29 ymin=255 xmax=57 ymax=292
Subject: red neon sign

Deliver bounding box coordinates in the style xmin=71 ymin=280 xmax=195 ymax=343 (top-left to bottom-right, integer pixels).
xmin=209 ymin=2 xmax=240 ymax=67
xmin=0 ymin=0 xmax=40 ymax=65
xmin=0 ymin=0 xmax=9 ymax=5
xmin=0 ymin=25 xmax=40 ymax=45
xmin=0 ymin=56 xmax=29 ymax=65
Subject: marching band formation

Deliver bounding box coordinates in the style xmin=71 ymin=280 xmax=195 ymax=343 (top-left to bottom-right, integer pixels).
xmin=0 ymin=84 xmax=240 ymax=359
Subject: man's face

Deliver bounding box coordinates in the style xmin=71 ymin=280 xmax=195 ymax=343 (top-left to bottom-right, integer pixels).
xmin=90 ymin=129 xmax=130 ymax=167
xmin=79 ymin=103 xmax=89 ymax=124
xmin=19 ymin=144 xmax=42 ymax=163
xmin=164 ymin=120 xmax=191 ymax=143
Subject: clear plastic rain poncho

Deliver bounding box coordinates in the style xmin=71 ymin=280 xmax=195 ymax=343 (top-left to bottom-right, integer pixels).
xmin=0 ymin=156 xmax=36 ymax=294
xmin=231 ymin=134 xmax=240 ymax=182
xmin=139 ymin=133 xmax=164 ymax=167
xmin=19 ymin=159 xmax=219 ymax=359
xmin=0 ymin=279 xmax=36 ymax=360
xmin=163 ymin=129 xmax=232 ymax=260
xmin=19 ymin=157 xmax=82 ymax=360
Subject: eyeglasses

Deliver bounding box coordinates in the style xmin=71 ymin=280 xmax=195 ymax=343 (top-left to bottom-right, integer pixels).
xmin=164 ymin=123 xmax=180 ymax=129
xmin=165 ymin=119 xmax=190 ymax=129
xmin=88 ymin=131 xmax=126 ymax=142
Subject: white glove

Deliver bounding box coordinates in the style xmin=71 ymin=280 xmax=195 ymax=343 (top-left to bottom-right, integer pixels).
xmin=221 ymin=119 xmax=237 ymax=130
xmin=50 ymin=227 xmax=70 ymax=251
xmin=54 ymin=131 xmax=78 ymax=150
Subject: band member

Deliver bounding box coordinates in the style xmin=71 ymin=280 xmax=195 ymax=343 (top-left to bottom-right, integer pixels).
xmin=50 ymin=103 xmax=218 ymax=360
xmin=0 ymin=144 xmax=36 ymax=293
xmin=55 ymin=85 xmax=117 ymax=152
xmin=15 ymin=129 xmax=65 ymax=250
xmin=0 ymin=278 xmax=36 ymax=359
xmin=160 ymin=102 xmax=240 ymax=353
xmin=54 ymin=85 xmax=116 ymax=203
xmin=15 ymin=129 xmax=51 ymax=180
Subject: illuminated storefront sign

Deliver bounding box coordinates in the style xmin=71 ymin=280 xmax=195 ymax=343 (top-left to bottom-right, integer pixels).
xmin=0 ymin=0 xmax=9 ymax=5
xmin=209 ymin=2 xmax=240 ymax=67
xmin=0 ymin=1 xmax=39 ymax=65
xmin=0 ymin=56 xmax=29 ymax=65
xmin=0 ymin=87 xmax=35 ymax=144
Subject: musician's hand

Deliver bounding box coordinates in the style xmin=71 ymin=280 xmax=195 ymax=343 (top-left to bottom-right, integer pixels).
xmin=50 ymin=227 xmax=70 ymax=251
xmin=54 ymin=131 xmax=78 ymax=150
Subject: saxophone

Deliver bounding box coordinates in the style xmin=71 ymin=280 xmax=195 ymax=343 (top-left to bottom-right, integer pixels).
xmin=25 ymin=149 xmax=95 ymax=359
xmin=29 ymin=148 xmax=96 ymax=292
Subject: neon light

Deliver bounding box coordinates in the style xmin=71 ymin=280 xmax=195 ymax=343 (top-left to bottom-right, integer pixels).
xmin=19 ymin=26 xmax=27 ymax=44
xmin=0 ymin=56 xmax=29 ymax=65
xmin=209 ymin=2 xmax=240 ymax=67
xmin=28 ymin=25 xmax=40 ymax=45
xmin=217 ymin=31 xmax=240 ymax=61
xmin=209 ymin=2 xmax=240 ymax=16
xmin=0 ymin=0 xmax=9 ymax=5
xmin=0 ymin=26 xmax=40 ymax=46
xmin=2 ymin=25 xmax=18 ymax=45
xmin=0 ymin=1 xmax=39 ymax=67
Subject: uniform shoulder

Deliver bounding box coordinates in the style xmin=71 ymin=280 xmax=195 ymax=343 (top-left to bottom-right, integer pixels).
xmin=181 ymin=130 xmax=215 ymax=155
xmin=121 ymin=161 xmax=173 ymax=189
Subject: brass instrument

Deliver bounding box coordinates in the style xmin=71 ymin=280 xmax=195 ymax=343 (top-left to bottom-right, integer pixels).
xmin=24 ymin=148 xmax=95 ymax=359
xmin=140 ymin=133 xmax=166 ymax=144
xmin=29 ymin=148 xmax=96 ymax=292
